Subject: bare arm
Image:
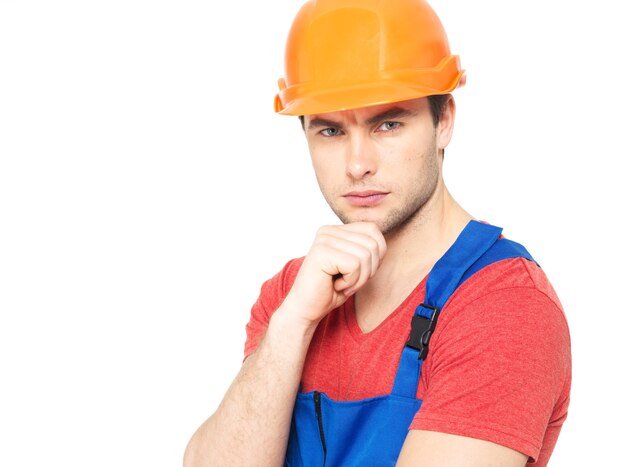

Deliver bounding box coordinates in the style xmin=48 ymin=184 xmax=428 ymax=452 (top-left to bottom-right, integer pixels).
xmin=183 ymin=223 xmax=386 ymax=467
xmin=183 ymin=301 xmax=317 ymax=467
xmin=396 ymin=430 xmax=528 ymax=467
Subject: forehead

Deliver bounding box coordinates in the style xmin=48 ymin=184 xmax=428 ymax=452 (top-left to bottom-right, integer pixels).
xmin=304 ymin=97 xmax=429 ymax=125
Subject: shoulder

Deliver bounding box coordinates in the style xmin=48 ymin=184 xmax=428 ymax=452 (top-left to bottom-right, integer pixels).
xmin=424 ymin=255 xmax=571 ymax=404
xmin=449 ymin=256 xmax=566 ymax=324
xmin=414 ymin=258 xmax=571 ymax=461
xmin=438 ymin=256 xmax=570 ymax=364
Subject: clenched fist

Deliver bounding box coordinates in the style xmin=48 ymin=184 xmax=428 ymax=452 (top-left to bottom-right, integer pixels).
xmin=282 ymin=222 xmax=387 ymax=325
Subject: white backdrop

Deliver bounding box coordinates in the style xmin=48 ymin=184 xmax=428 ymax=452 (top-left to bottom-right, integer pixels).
xmin=1 ymin=1 xmax=623 ymax=465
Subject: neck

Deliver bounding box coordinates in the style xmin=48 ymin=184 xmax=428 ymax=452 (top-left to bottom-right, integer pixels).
xmin=352 ymin=180 xmax=472 ymax=333
xmin=365 ymin=182 xmax=472 ymax=294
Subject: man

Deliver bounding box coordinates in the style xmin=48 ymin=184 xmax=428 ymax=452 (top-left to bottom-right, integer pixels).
xmin=184 ymin=0 xmax=571 ymax=465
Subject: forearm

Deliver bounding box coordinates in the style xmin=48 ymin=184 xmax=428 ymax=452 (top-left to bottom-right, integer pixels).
xmin=184 ymin=301 xmax=317 ymax=467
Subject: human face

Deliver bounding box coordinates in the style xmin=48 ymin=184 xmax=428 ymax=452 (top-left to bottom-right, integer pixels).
xmin=303 ymin=97 xmax=453 ymax=236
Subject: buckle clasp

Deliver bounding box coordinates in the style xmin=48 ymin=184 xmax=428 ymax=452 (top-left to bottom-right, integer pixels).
xmin=406 ymin=303 xmax=441 ymax=360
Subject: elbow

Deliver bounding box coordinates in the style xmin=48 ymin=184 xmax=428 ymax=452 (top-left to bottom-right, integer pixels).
xmin=183 ymin=423 xmax=212 ymax=467
xmin=183 ymin=430 xmax=200 ymax=467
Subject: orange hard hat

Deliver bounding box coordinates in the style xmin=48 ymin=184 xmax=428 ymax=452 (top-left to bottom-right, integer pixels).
xmin=274 ymin=0 xmax=465 ymax=116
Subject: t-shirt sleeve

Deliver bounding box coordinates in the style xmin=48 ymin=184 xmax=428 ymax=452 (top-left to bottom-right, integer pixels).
xmin=410 ymin=267 xmax=571 ymax=463
xmin=243 ymin=258 xmax=304 ymax=360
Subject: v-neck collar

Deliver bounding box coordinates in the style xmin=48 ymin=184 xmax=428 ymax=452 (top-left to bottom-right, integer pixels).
xmin=343 ymin=274 xmax=428 ymax=343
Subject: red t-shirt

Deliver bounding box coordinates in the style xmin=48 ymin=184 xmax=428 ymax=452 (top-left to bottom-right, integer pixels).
xmin=244 ymin=256 xmax=571 ymax=466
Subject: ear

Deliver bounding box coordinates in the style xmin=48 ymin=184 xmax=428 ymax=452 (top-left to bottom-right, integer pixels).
xmin=436 ymin=95 xmax=456 ymax=151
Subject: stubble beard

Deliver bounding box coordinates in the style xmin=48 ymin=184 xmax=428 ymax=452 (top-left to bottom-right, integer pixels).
xmin=327 ymin=143 xmax=441 ymax=237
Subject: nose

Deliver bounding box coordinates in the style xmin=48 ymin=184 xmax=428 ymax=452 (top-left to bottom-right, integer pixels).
xmin=346 ymin=132 xmax=378 ymax=180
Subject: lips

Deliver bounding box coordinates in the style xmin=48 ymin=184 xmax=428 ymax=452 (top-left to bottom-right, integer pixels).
xmin=343 ymin=190 xmax=389 ymax=207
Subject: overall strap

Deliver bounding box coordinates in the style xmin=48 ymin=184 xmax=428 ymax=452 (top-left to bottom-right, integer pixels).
xmin=459 ymin=236 xmax=535 ymax=287
xmin=391 ymin=221 xmax=536 ymax=398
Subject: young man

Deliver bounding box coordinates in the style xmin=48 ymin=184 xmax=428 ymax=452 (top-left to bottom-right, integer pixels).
xmin=184 ymin=1 xmax=571 ymax=465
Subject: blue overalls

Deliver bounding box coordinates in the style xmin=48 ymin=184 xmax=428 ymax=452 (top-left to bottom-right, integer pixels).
xmin=284 ymin=221 xmax=535 ymax=466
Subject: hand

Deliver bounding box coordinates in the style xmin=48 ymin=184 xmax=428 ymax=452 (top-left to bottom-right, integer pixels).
xmin=282 ymin=222 xmax=387 ymax=325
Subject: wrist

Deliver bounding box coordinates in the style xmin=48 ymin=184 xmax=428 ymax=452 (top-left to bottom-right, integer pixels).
xmin=268 ymin=297 xmax=320 ymax=343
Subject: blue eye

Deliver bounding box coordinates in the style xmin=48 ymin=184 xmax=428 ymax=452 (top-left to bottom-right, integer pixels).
xmin=320 ymin=127 xmax=341 ymax=137
xmin=379 ymin=122 xmax=400 ymax=132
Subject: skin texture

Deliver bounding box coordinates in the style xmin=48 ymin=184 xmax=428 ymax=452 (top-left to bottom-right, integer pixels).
xmin=305 ymin=101 xmax=441 ymax=236
xmin=184 ymin=97 xmax=529 ymax=466
xmin=183 ymin=222 xmax=386 ymax=467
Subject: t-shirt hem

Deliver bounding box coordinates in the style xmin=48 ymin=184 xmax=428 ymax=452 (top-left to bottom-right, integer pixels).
xmin=411 ymin=414 xmax=541 ymax=463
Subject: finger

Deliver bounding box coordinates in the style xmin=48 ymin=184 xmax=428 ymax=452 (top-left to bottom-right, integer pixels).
xmin=318 ymin=239 xmax=370 ymax=286
xmin=317 ymin=226 xmax=383 ymax=277
xmin=332 ymin=222 xmax=387 ymax=264
xmin=316 ymin=245 xmax=362 ymax=292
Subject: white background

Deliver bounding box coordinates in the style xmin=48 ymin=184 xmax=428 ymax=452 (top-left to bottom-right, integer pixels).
xmin=1 ymin=1 xmax=623 ymax=465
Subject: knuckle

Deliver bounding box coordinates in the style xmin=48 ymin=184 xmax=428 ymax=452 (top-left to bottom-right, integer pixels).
xmin=316 ymin=225 xmax=334 ymax=237
xmin=314 ymin=229 xmax=325 ymax=240
xmin=347 ymin=256 xmax=361 ymax=271
xmin=315 ymin=233 xmax=331 ymax=244
xmin=358 ymin=246 xmax=372 ymax=262
xmin=365 ymin=237 xmax=379 ymax=252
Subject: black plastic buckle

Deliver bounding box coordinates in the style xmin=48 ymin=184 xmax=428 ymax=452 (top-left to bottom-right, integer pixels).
xmin=406 ymin=303 xmax=441 ymax=360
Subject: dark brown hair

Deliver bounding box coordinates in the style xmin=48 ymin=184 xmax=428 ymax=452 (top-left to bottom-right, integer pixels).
xmin=426 ymin=94 xmax=450 ymax=127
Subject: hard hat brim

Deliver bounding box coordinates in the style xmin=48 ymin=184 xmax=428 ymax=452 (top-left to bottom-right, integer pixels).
xmin=275 ymin=56 xmax=465 ymax=116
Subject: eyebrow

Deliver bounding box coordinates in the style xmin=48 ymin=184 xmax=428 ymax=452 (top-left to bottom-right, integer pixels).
xmin=307 ymin=117 xmax=343 ymax=131
xmin=364 ymin=107 xmax=415 ymax=125
xmin=306 ymin=106 xmax=415 ymax=131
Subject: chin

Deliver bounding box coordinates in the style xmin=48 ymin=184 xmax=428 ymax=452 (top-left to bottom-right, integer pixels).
xmin=343 ymin=208 xmax=421 ymax=237
xmin=338 ymin=212 xmax=387 ymax=231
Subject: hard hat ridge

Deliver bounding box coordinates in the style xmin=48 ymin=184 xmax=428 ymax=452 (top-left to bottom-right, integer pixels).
xmin=274 ymin=0 xmax=465 ymax=115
